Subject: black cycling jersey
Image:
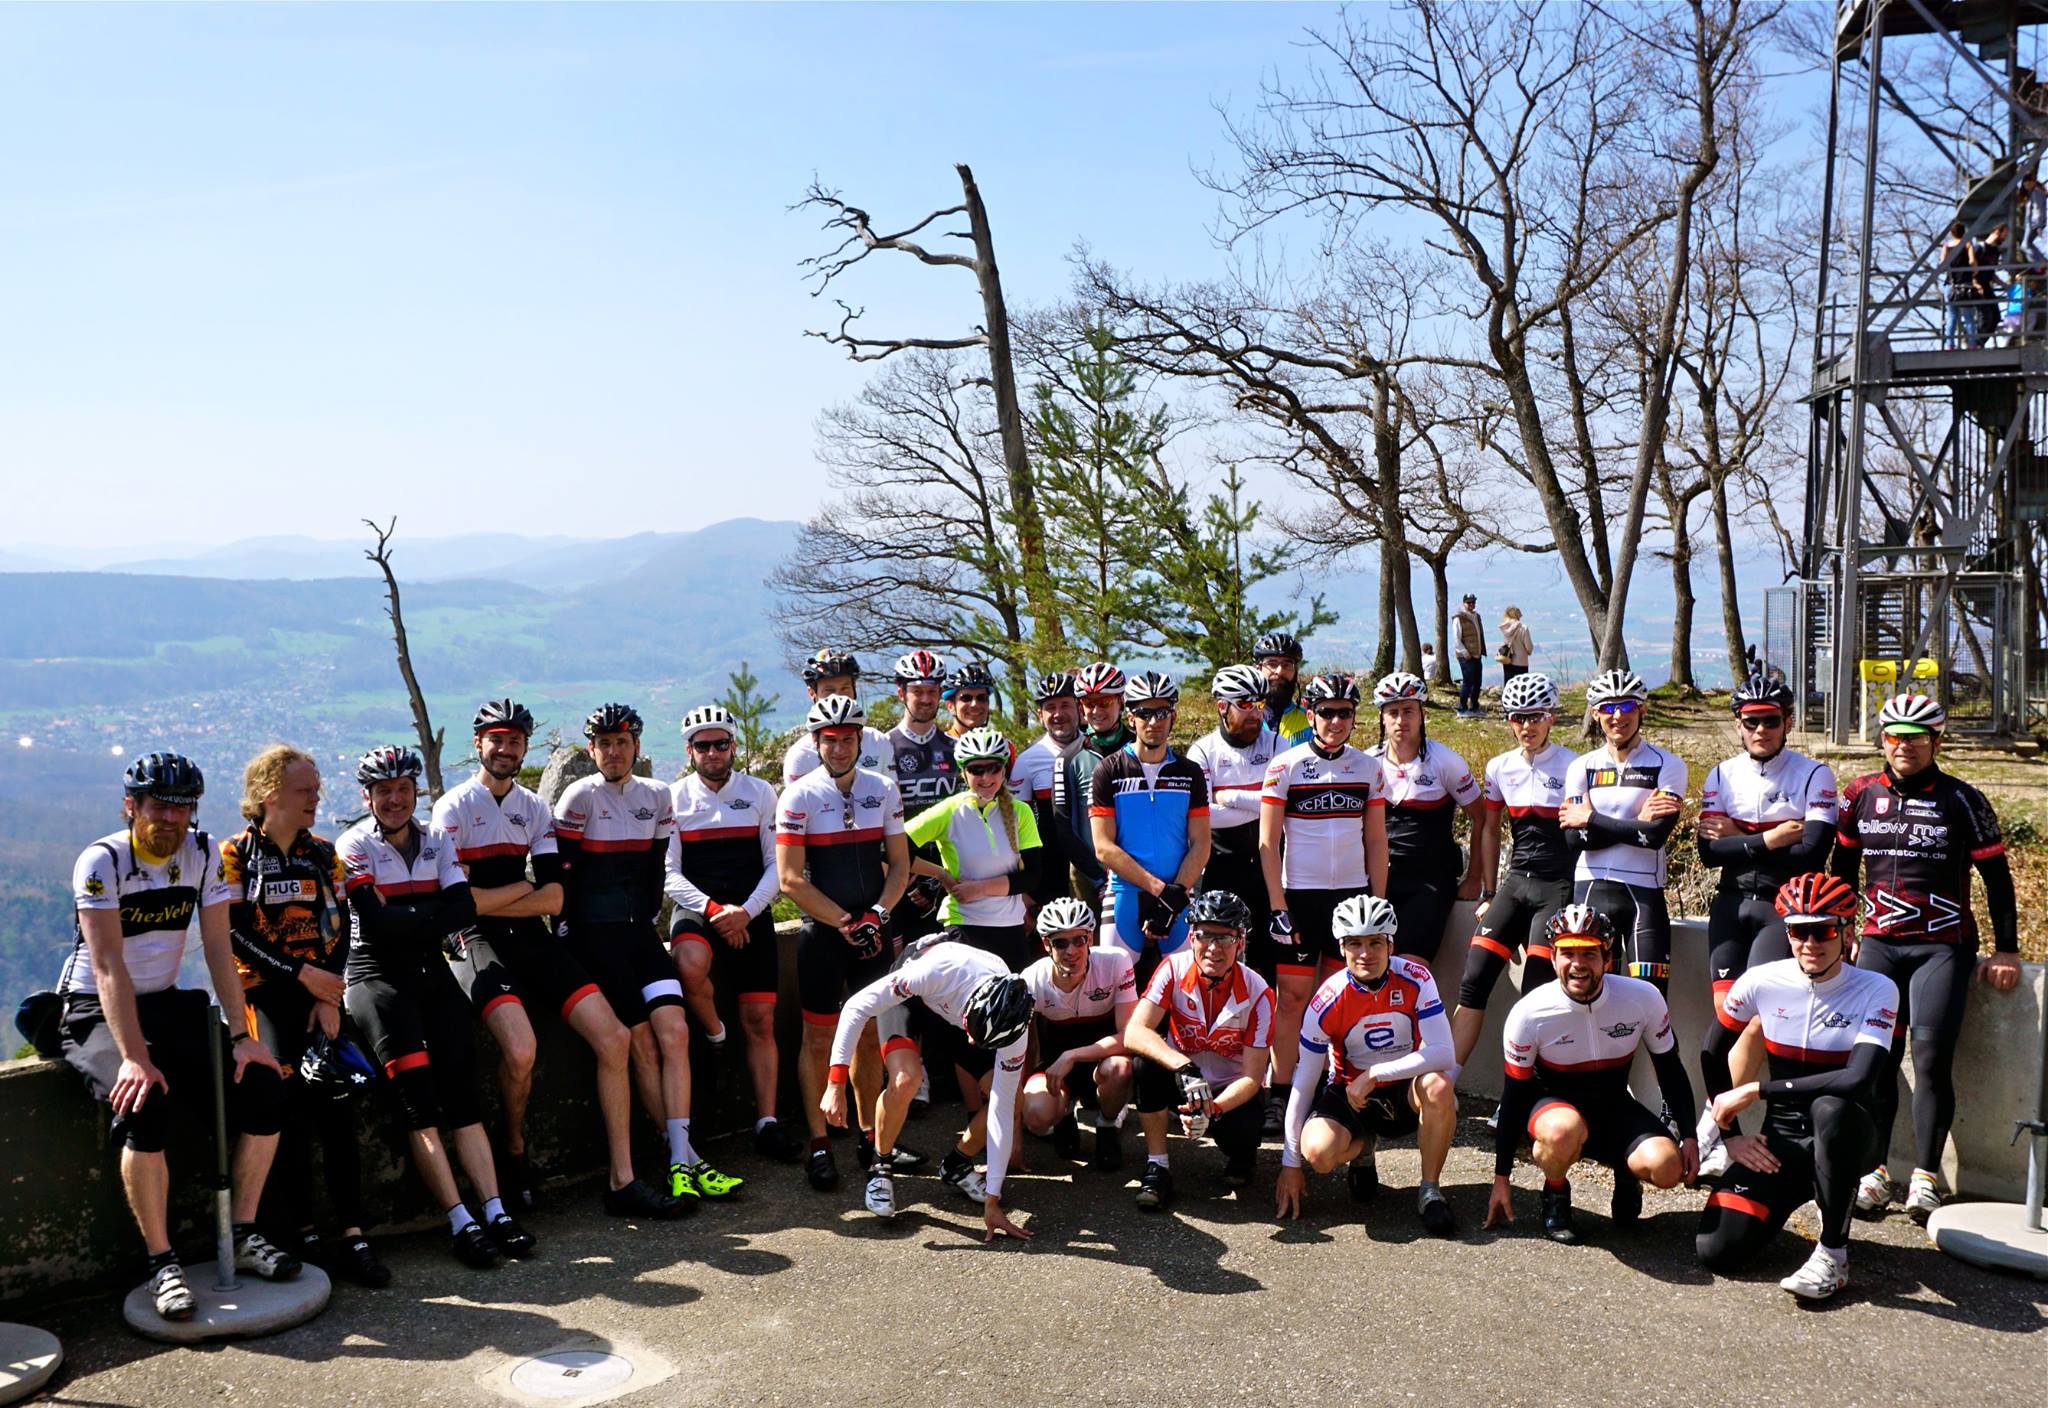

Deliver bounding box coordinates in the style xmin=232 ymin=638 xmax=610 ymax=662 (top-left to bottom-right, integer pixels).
xmin=219 ymin=826 xmax=346 ymax=996
xmin=1832 ymin=764 xmax=2017 ymax=953
xmin=887 ymin=723 xmax=957 ymax=817
xmin=1051 ymin=723 xmax=1134 ymax=889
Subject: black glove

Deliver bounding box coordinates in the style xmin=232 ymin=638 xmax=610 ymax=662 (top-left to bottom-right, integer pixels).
xmin=1269 ymin=910 xmax=1294 ymax=941
xmin=1175 ymin=1065 xmax=1211 ymax=1112
xmin=844 ymin=912 xmax=885 ymax=959
xmin=906 ymin=874 xmax=947 ymax=913
xmin=1157 ymin=883 xmax=1190 ymax=915
xmin=1139 ymin=893 xmax=1175 ymax=938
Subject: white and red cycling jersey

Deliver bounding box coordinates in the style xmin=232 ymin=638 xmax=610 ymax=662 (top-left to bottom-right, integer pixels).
xmin=337 ymin=820 xmax=467 ymax=904
xmin=1140 ymin=951 xmax=1275 ymax=1086
xmin=1187 ymin=726 xmax=1281 ymax=836
xmin=1716 ymin=958 xmax=1897 ymax=1080
xmin=664 ymin=771 xmax=779 ymax=921
xmin=555 ymin=773 xmax=674 ymax=927
xmin=1008 ymin=732 xmax=1076 ymax=804
xmin=431 ymin=776 xmax=559 ymax=889
xmin=1698 ymin=749 xmax=1837 ymax=838
xmin=1283 ymin=957 xmax=1453 ymax=1167
xmin=1023 ymin=945 xmax=1137 ymax=1028
xmin=773 ymin=765 xmax=906 ymax=915
xmin=1261 ymin=743 xmax=1386 ymax=890
xmin=1483 ymin=742 xmax=1577 ymax=881
xmin=782 ymin=727 xmax=895 ymax=787
xmin=1501 ymin=974 xmax=1676 ymax=1095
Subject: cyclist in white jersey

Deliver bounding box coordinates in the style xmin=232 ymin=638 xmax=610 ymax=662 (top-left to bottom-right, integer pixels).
xmin=821 ymin=939 xmax=1035 ymax=1239
xmin=1187 ymin=664 xmax=1281 ymax=980
xmin=1009 ymin=671 xmax=1082 ymax=906
xmin=1018 ymin=898 xmax=1139 ymax=1170
xmin=1260 ymin=674 xmax=1387 ymax=1117
xmin=1366 ymin=672 xmax=1486 ymax=960
xmin=1560 ymin=669 xmax=1686 ymax=994
xmin=781 ymin=649 xmax=896 ymax=786
xmin=1696 ymin=874 xmax=1896 ymax=1302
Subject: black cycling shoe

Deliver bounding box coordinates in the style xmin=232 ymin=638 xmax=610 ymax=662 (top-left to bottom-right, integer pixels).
xmin=451 ymin=1221 xmax=500 ymax=1269
xmin=753 ymin=1118 xmax=804 ymax=1163
xmin=487 ymin=1213 xmax=537 ymax=1258
xmin=1135 ymin=1162 xmax=1174 ymax=1212
xmin=1419 ymin=1189 xmax=1457 ymax=1239
xmin=1261 ymin=1091 xmax=1285 ymax=1141
xmin=499 ymin=1150 xmax=541 ymax=1212
xmin=1610 ymin=1174 xmax=1643 ymax=1226
xmin=807 ymin=1146 xmax=840 ymax=1192
xmin=603 ymin=1177 xmax=691 ymax=1219
xmin=335 ymin=1235 xmax=393 ymax=1288
xmin=1051 ymin=1112 xmax=1082 ymax=1160
xmin=1347 ymin=1157 xmax=1382 ymax=1205
xmin=858 ymin=1136 xmax=927 ymax=1173
xmin=1091 ymin=1124 xmax=1124 ymax=1172
xmin=1542 ymin=1183 xmax=1580 ymax=1244
xmin=1221 ymin=1148 xmax=1256 ymax=1189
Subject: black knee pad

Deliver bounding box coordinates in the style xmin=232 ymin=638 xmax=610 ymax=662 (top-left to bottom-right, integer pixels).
xmin=231 ymin=1063 xmax=286 ymax=1137
xmin=390 ymin=1064 xmax=444 ymax=1133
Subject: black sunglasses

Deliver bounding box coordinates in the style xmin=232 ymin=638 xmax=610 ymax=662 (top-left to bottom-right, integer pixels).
xmin=1132 ymin=706 xmax=1174 ymax=721
xmin=1736 ymin=715 xmax=1785 ymax=731
xmin=1046 ymin=935 xmax=1090 ymax=951
xmin=1315 ymin=707 xmax=1356 ymax=721
xmin=690 ymin=738 xmax=735 ymax=752
xmin=964 ymin=761 xmax=1005 ymax=777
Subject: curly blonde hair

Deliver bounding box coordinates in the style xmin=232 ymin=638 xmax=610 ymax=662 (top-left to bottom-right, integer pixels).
xmin=241 ymin=745 xmax=315 ymax=822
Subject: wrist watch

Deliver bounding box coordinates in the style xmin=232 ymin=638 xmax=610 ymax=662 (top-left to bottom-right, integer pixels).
xmin=874 ymin=905 xmax=892 ymax=927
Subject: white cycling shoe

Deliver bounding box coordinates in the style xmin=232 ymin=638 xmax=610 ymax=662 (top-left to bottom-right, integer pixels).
xmin=863 ymin=1168 xmax=898 ymax=1218
xmin=940 ymin=1162 xmax=988 ymax=1202
xmin=1854 ymin=1170 xmax=1898 ymax=1217
xmin=1780 ymin=1246 xmax=1849 ymax=1301
xmin=1904 ymin=1174 xmax=1942 ymax=1224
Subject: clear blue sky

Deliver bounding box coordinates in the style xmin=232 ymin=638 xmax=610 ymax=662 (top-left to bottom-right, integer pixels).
xmin=2 ymin=2 xmax=1345 ymax=550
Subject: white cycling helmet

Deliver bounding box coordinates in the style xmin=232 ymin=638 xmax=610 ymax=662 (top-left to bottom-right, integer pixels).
xmin=1035 ymin=896 xmax=1098 ymax=937
xmin=1586 ymin=668 xmax=1649 ymax=708
xmin=806 ymin=695 xmax=867 ymax=733
xmin=1877 ymin=692 xmax=1946 ymax=735
xmin=1331 ymin=894 xmax=1399 ymax=941
xmin=1211 ymin=663 xmax=1268 ymax=705
xmin=680 ymin=704 xmax=738 ymax=746
xmin=1074 ymin=661 xmax=1127 ymax=697
xmin=1125 ymin=671 xmax=1180 ymax=706
xmin=1373 ymin=671 xmax=1428 ymax=707
xmin=954 ymin=726 xmax=1012 ymax=767
xmin=1500 ymin=673 xmax=1560 ymax=715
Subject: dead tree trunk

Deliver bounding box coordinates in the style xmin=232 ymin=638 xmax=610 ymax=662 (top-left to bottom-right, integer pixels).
xmin=363 ymin=518 xmax=445 ymax=798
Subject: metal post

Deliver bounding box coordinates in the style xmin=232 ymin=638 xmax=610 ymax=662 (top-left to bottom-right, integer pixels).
xmin=2029 ymin=976 xmax=2047 ymax=1230
xmin=1832 ymin=5 xmax=1888 ymax=744
xmin=207 ymin=1003 xmax=239 ymax=1293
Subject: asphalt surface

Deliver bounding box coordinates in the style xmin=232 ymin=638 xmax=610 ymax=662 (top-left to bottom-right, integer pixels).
xmin=28 ymin=1111 xmax=2048 ymax=1407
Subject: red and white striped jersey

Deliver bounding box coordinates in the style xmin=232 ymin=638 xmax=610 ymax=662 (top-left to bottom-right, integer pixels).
xmin=1141 ymin=950 xmax=1275 ymax=1085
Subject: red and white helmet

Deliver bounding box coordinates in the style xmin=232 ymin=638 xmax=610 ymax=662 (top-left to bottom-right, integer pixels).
xmin=893 ymin=649 xmax=947 ymax=687
xmin=1373 ymin=671 xmax=1428 ymax=708
xmin=1074 ymin=662 xmax=1127 ymax=698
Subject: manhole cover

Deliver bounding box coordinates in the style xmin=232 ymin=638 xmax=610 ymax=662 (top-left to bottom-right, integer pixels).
xmin=508 ymin=1351 xmax=635 ymax=1399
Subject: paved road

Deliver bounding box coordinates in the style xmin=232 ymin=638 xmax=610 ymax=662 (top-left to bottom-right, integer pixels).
xmin=33 ymin=1114 xmax=2047 ymax=1407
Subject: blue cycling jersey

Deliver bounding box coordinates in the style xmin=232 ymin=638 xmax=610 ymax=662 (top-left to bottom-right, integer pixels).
xmin=1088 ymin=746 xmax=1210 ymax=953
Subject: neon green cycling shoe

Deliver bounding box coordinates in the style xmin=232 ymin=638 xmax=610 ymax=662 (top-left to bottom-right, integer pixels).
xmin=665 ymin=1162 xmax=705 ymax=1204
xmin=675 ymin=1160 xmax=744 ymax=1200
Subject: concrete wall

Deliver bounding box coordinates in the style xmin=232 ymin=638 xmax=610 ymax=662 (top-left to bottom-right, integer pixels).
xmin=3 ymin=913 xmax=2040 ymax=1310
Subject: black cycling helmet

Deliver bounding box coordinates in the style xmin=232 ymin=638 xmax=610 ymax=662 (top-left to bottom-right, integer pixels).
xmin=297 ymin=1032 xmax=377 ymax=1101
xmin=962 ymin=973 xmax=1034 ymax=1050
xmin=1730 ymin=674 xmax=1795 ymax=716
xmin=802 ymin=649 xmax=861 ymax=685
xmin=1299 ymin=674 xmax=1362 ymax=709
xmin=473 ymin=698 xmax=535 ymax=736
xmin=356 ymin=744 xmax=423 ymax=788
xmin=1185 ymin=889 xmax=1253 ymax=934
xmin=123 ymin=752 xmax=205 ymax=805
xmin=583 ymin=702 xmax=644 ymax=739
xmin=1032 ymin=670 xmax=1078 ymax=703
xmin=1252 ymin=631 xmax=1304 ymax=662
xmin=944 ymin=662 xmax=997 ymax=700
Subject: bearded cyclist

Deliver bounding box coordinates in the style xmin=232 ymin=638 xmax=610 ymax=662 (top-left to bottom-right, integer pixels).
xmin=1692 ymin=674 xmax=1837 ymax=1178
xmin=557 ymin=703 xmax=741 ymax=1206
xmin=1187 ymin=664 xmax=1281 ymax=983
xmin=1450 ymin=673 xmax=1574 ymax=1070
xmin=1051 ymin=661 xmax=1133 ymax=906
xmin=1009 ymin=671 xmax=1081 ymax=906
xmin=1697 ymin=873 xmax=1897 ymax=1301
xmin=782 ymin=649 xmax=895 ymax=786
xmin=1260 ymin=674 xmax=1388 ymax=1134
xmin=666 ymin=706 xmax=797 ymax=1163
xmin=1834 ymin=693 xmax=2022 ymax=1223
xmin=1018 ymin=898 xmax=1138 ymax=1170
xmin=776 ymin=695 xmax=913 ymax=1192
xmin=1560 ymin=670 xmax=1686 ymax=994
xmin=888 ymin=650 xmax=958 ymax=940
xmin=1089 ymin=672 xmax=1212 ymax=982
xmin=1275 ymin=896 xmax=1458 ymax=1235
xmin=340 ymin=745 xmax=535 ymax=1269
xmin=1367 ymin=672 xmax=1486 ymax=961
xmin=1483 ymin=905 xmax=1699 ymax=1244
xmin=1254 ymin=631 xmax=1314 ymax=746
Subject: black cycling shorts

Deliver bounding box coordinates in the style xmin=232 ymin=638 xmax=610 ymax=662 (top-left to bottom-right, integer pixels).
xmin=1574 ymin=878 xmax=1673 ymax=991
xmin=670 ymin=909 xmax=780 ymax=1003
xmin=344 ymin=952 xmax=484 ymax=1133
xmin=797 ymin=919 xmax=895 ymax=1024
xmin=1457 ymin=872 xmax=1569 ymax=1009
xmin=1530 ymin=1092 xmax=1671 ymax=1170
xmin=451 ymin=923 xmax=602 ymax=1023
xmin=1308 ymin=1077 xmax=1419 ymax=1140
xmin=1202 ymin=851 xmax=1271 ymax=977
xmin=1387 ymin=876 xmax=1457 ymax=963
xmin=61 ymin=986 xmax=285 ymax=1153
xmin=1281 ymin=887 xmax=1354 ymax=973
xmin=1033 ymin=1014 xmax=1116 ymax=1105
xmin=570 ymin=920 xmax=684 ymax=1027
xmin=1705 ymin=890 xmax=1789 ymax=1001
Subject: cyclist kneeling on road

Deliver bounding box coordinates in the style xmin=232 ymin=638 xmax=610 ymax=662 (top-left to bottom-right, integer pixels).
xmin=1274 ymin=896 xmax=1458 ymax=1236
xmin=1484 ymin=905 xmax=1699 ymax=1245
xmin=820 ymin=939 xmax=1035 ymax=1240
xmin=1018 ymin=898 xmax=1138 ymax=1171
xmin=1696 ymin=874 xmax=1897 ymax=1302
xmin=1121 ymin=891 xmax=1275 ymax=1211
xmin=60 ymin=753 xmax=295 ymax=1322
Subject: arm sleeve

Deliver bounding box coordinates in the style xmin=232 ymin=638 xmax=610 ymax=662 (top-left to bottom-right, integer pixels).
xmin=1649 ymin=1042 xmax=1698 ymax=1131
xmin=1580 ymin=808 xmax=1681 ymax=851
xmin=1281 ymin=1043 xmax=1324 ymax=1169
xmin=532 ymin=851 xmax=566 ymax=887
xmin=1763 ymin=1042 xmax=1888 ymax=1105
xmin=1495 ymin=1004 xmax=1541 ymax=1177
xmin=346 ymin=885 xmax=445 ymax=946
xmin=828 ymin=969 xmax=909 ymax=1076
xmin=984 ymin=1038 xmax=1028 ymax=1200
xmin=1977 ymin=852 xmax=2020 ymax=954
xmin=1365 ymin=976 xmax=1453 ymax=1084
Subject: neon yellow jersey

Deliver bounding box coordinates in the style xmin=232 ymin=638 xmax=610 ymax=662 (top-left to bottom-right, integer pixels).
xmin=904 ymin=791 xmax=1041 ymax=928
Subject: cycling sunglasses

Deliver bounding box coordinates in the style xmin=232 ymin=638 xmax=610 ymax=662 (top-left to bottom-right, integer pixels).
xmin=1595 ymin=700 xmax=1642 ymax=716
xmin=1046 ymin=935 xmax=1090 ymax=951
xmin=1131 ymin=706 xmax=1175 ymax=721
xmin=1314 ymin=707 xmax=1356 ymax=721
xmin=963 ymin=761 xmax=1005 ymax=777
xmin=1736 ymin=714 xmax=1785 ymax=731
xmin=690 ymin=738 xmax=735 ymax=753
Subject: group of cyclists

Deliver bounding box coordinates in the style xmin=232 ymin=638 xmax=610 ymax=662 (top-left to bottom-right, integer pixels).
xmin=56 ymin=630 xmax=2026 ymax=1320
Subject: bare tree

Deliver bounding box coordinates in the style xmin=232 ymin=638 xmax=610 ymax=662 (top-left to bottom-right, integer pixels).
xmin=363 ymin=517 xmax=445 ymax=798
xmin=798 ymin=166 xmax=1064 ymax=660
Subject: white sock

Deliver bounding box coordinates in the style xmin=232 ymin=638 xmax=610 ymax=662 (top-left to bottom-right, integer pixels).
xmin=667 ymin=1117 xmax=697 ymax=1166
xmin=1910 ymin=1168 xmax=1938 ymax=1188
xmin=1147 ymin=1153 xmax=1169 ymax=1170
xmin=1821 ymin=1242 xmax=1849 ymax=1268
xmin=446 ymin=1203 xmax=474 ymax=1234
xmin=482 ymin=1197 xmax=506 ymax=1223
xmin=706 ymin=1025 xmax=727 ymax=1046
xmin=755 ymin=1116 xmax=776 ymax=1133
